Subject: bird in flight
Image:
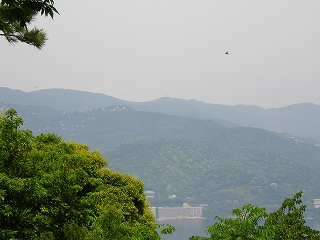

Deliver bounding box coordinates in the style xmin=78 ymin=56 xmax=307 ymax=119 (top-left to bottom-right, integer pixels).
xmin=225 ymin=51 xmax=228 ymax=55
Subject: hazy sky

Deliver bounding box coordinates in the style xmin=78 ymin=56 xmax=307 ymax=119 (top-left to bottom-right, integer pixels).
xmin=1 ymin=0 xmax=319 ymax=108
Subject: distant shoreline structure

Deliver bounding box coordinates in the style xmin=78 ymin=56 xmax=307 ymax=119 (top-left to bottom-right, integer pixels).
xmin=150 ymin=203 xmax=204 ymax=220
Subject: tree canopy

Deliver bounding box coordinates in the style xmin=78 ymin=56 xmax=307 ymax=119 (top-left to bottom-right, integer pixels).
xmin=265 ymin=191 xmax=320 ymax=240
xmin=189 ymin=204 xmax=274 ymax=240
xmin=0 ymin=0 xmax=58 ymax=49
xmin=0 ymin=109 xmax=170 ymax=239
xmin=190 ymin=191 xmax=320 ymax=240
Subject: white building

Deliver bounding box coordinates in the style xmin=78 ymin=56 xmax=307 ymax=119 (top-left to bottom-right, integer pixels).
xmin=313 ymin=199 xmax=320 ymax=208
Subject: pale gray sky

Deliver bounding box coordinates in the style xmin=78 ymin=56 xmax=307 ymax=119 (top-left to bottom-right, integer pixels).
xmin=1 ymin=0 xmax=319 ymax=108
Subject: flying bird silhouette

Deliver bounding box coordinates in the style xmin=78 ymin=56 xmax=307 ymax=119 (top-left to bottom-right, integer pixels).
xmin=225 ymin=51 xmax=228 ymax=55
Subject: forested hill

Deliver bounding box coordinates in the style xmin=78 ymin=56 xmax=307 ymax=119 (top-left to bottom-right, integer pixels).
xmin=1 ymin=101 xmax=320 ymax=217
xmin=0 ymin=101 xmax=319 ymax=157
xmin=1 ymin=87 xmax=320 ymax=141
xmin=104 ymin=139 xmax=320 ymax=217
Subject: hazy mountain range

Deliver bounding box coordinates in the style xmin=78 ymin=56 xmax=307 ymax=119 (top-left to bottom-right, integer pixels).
xmin=1 ymin=87 xmax=320 ymax=142
xmin=1 ymin=87 xmax=320 ymax=216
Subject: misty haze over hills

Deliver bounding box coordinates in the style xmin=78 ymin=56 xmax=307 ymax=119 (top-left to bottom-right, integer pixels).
xmin=1 ymin=87 xmax=320 ymax=216
xmin=1 ymin=87 xmax=320 ymax=142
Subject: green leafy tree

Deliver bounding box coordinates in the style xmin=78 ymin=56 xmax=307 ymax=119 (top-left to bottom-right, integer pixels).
xmin=265 ymin=191 xmax=320 ymax=240
xmin=190 ymin=191 xmax=320 ymax=240
xmin=0 ymin=0 xmax=58 ymax=49
xmin=189 ymin=204 xmax=274 ymax=240
xmin=0 ymin=109 xmax=173 ymax=239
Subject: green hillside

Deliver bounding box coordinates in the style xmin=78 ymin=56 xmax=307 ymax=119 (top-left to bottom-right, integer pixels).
xmin=1 ymin=101 xmax=320 ymax=217
xmin=2 ymin=102 xmax=317 ymax=157
xmin=104 ymin=139 xmax=320 ymax=217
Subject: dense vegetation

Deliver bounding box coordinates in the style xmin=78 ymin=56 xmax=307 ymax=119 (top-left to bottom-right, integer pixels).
xmin=190 ymin=192 xmax=320 ymax=240
xmin=0 ymin=109 xmax=174 ymax=239
xmin=105 ymin=139 xmax=320 ymax=217
xmin=1 ymin=103 xmax=320 ymax=217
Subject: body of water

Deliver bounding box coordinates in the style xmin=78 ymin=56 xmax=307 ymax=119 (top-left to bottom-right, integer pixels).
xmin=158 ymin=218 xmax=320 ymax=240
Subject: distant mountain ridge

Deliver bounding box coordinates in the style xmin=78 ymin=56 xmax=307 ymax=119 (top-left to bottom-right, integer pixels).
xmin=1 ymin=87 xmax=320 ymax=141
xmin=0 ymin=87 xmax=125 ymax=111
xmin=1 ymin=97 xmax=320 ymax=217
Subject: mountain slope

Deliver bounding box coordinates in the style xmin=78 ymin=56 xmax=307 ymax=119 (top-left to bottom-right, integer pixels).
xmin=1 ymin=101 xmax=320 ymax=217
xmin=104 ymin=139 xmax=320 ymax=216
xmin=0 ymin=87 xmax=127 ymax=112
xmin=1 ymin=87 xmax=319 ymax=141
xmin=2 ymin=101 xmax=318 ymax=159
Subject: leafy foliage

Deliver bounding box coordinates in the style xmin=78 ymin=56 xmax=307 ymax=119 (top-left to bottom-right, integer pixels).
xmin=265 ymin=191 xmax=320 ymax=239
xmin=0 ymin=0 xmax=58 ymax=48
xmin=0 ymin=109 xmax=165 ymax=239
xmin=206 ymin=204 xmax=274 ymax=240
xmin=190 ymin=192 xmax=320 ymax=240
